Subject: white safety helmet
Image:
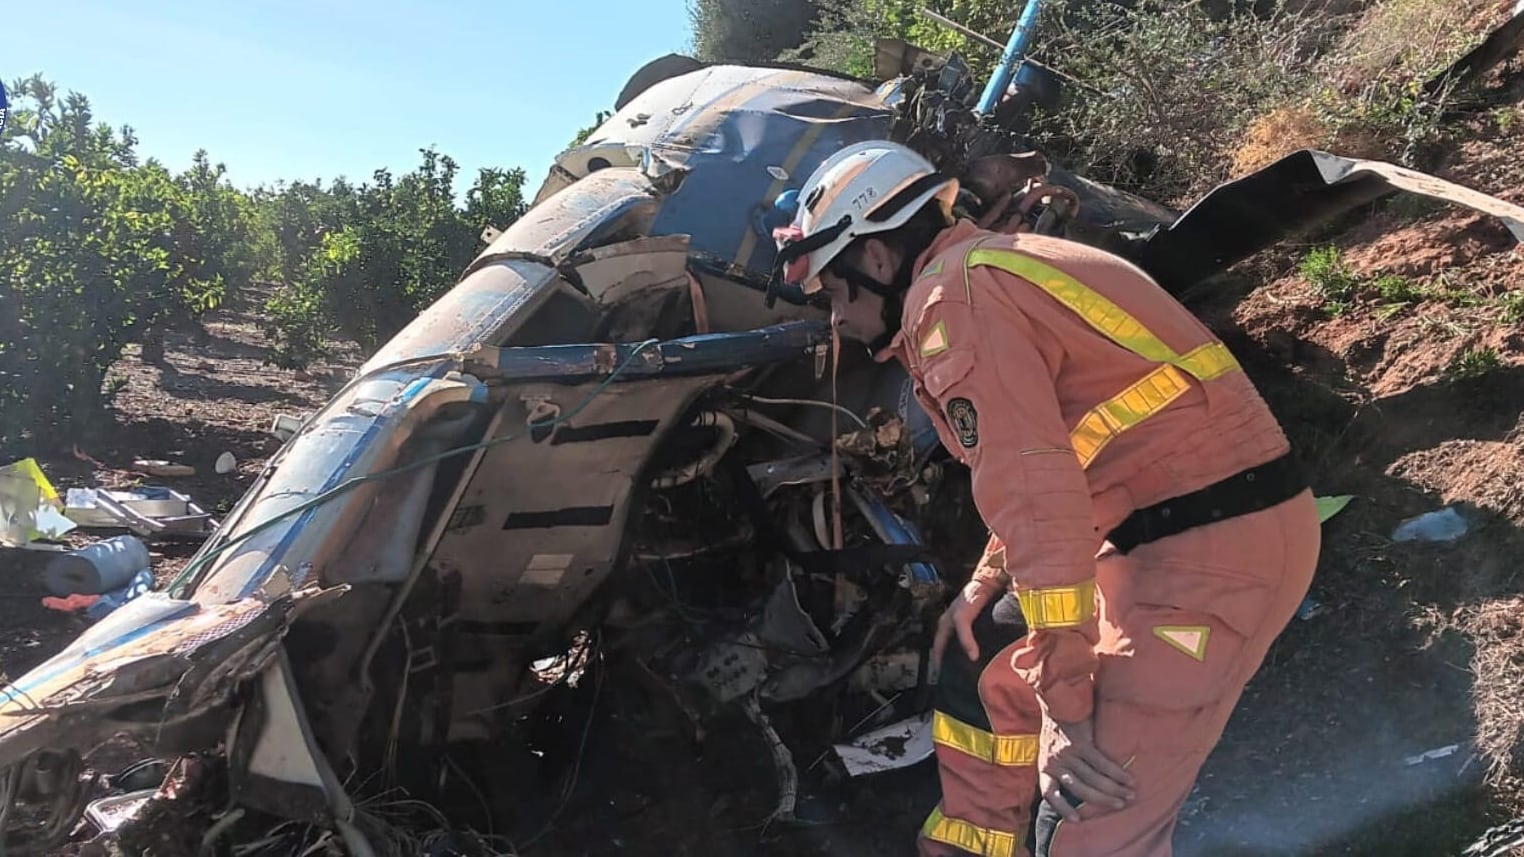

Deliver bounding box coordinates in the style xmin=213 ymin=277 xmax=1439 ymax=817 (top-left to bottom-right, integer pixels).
xmin=772 ymin=141 xmax=959 ymax=295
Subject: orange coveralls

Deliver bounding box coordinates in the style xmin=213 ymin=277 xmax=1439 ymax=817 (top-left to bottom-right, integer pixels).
xmin=877 ymin=220 xmax=1321 ymax=856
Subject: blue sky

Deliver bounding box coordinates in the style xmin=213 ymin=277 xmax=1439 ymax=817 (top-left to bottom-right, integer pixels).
xmin=5 ymin=0 xmax=693 ymax=192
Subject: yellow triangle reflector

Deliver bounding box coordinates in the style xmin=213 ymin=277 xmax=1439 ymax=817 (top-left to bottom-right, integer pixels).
xmin=920 ymin=321 xmax=950 ymax=358
xmin=1153 ymin=625 xmax=1211 ymax=661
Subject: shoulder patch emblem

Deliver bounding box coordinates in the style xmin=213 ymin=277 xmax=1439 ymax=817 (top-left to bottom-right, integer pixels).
xmin=919 ymin=320 xmax=950 ymax=358
xmin=946 ymin=397 xmax=978 ymax=448
xmin=917 ymin=259 xmax=944 ymax=281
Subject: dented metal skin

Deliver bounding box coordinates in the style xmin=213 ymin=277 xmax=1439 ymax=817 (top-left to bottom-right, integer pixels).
xmin=0 ymin=64 xmax=933 ymax=852
xmin=4 ymin=51 xmax=1524 ymax=855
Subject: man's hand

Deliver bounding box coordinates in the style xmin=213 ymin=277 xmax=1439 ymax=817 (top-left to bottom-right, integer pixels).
xmin=1039 ymin=716 xmax=1135 ymax=821
xmin=931 ymin=575 xmax=1004 ymax=669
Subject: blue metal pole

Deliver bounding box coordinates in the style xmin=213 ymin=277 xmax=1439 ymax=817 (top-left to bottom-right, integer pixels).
xmin=975 ymin=0 xmax=1046 ymax=115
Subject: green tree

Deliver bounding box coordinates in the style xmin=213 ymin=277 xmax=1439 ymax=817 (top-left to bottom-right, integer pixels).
xmin=262 ymin=149 xmax=529 ymax=367
xmin=782 ymin=0 xmax=1017 ymax=80
xmin=465 ymin=165 xmax=529 ymax=233
xmin=253 ymin=178 xmax=360 ymax=286
xmin=689 ymin=0 xmax=823 ymax=64
xmin=568 ymin=110 xmax=613 ymax=149
xmin=0 ymin=76 xmax=268 ymax=448
xmin=1 ymin=78 xmax=185 ymax=444
xmin=1 ymin=74 xmax=531 ymax=447
xmin=177 ymin=150 xmax=258 ymax=304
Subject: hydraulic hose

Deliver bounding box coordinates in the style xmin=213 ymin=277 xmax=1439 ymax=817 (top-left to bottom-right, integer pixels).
xmin=650 ymin=411 xmax=737 ymax=489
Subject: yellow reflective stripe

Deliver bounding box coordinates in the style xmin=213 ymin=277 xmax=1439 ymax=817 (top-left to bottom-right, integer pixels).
xmin=965 ymin=246 xmax=1243 ymax=380
xmin=922 ymin=806 xmax=1020 ymax=857
xmin=1015 ymin=579 xmax=1096 ymax=629
xmin=1069 ymin=364 xmax=1193 ymax=469
xmin=963 ymin=244 xmax=1243 ymax=468
xmin=1176 ymin=342 xmax=1240 ymax=381
xmin=932 ymin=711 xmax=1039 ymax=766
xmin=967 ymin=247 xmax=1172 ymax=360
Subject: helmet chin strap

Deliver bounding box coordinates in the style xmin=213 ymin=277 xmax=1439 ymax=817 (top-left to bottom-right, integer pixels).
xmin=837 ymin=261 xmax=914 ymax=354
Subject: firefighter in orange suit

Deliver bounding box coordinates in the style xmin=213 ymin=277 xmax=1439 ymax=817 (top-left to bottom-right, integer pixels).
xmin=771 ymin=141 xmax=1321 ymax=857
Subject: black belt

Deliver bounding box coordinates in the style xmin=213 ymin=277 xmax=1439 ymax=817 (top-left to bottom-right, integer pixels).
xmin=1104 ymin=451 xmax=1308 ymax=555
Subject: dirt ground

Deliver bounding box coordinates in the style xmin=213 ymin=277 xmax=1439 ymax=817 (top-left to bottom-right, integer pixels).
xmin=2 ymin=54 xmax=1523 ymax=857
xmin=0 ymin=294 xmax=358 ymax=705
xmin=1165 ymin=93 xmax=1524 ymax=854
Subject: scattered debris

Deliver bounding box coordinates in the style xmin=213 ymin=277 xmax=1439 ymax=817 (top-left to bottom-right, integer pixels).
xmin=746 ymin=698 xmax=799 ymax=823
xmin=2 ymin=13 xmax=1522 ymax=854
xmin=131 ymin=459 xmax=196 ymax=478
xmin=72 ymin=445 xmax=112 ymax=471
xmin=43 ymin=570 xmax=154 ymax=621
xmin=833 ymin=714 xmax=935 ymax=776
xmin=1462 ymin=814 xmax=1524 ymax=857
xmin=214 ymin=451 xmax=237 ymax=474
xmin=1392 ymin=506 xmax=1470 ymax=543
xmin=848 ymin=651 xmax=923 ymax=693
xmin=83 ymin=757 xmax=210 ymax=850
xmin=1404 ymin=743 xmax=1463 ymax=766
xmin=42 ymin=593 xmax=101 ymax=613
xmin=0 ymin=458 xmax=76 ymax=545
xmin=691 ymin=571 xmax=829 ymax=704
xmin=84 ymin=789 xmax=157 ymax=835
xmin=1296 ymin=597 xmax=1328 ymax=621
xmin=1316 ymin=494 xmax=1355 ymax=523
xmin=269 ymin=412 xmax=308 ymax=442
xmin=65 ymin=487 xmax=217 ymax=539
xmin=44 ymin=534 xmax=151 ymax=597
xmin=835 ymin=412 xmax=923 ymax=494
xmin=104 ymin=759 xmax=169 ymax=793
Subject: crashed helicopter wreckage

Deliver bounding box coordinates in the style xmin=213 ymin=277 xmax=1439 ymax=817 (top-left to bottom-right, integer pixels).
xmin=2 ymin=27 xmax=1523 ymax=857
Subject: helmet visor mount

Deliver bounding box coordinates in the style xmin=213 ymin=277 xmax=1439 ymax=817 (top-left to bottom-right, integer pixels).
xmin=770 ymin=213 xmax=853 ymax=304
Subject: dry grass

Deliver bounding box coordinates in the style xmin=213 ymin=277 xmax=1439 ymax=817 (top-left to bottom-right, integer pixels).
xmin=1220 ymin=0 xmax=1503 ymax=182
xmin=1320 ymin=0 xmax=1505 ymax=86
xmin=1425 ymin=595 xmax=1524 ymax=786
xmin=1228 ymin=101 xmax=1400 ymax=176
xmin=1461 ymin=596 xmax=1524 ymax=781
xmin=1230 ymin=106 xmax=1332 ymax=175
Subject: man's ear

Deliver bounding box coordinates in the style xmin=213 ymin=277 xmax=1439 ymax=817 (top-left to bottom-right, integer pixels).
xmin=860 ymin=237 xmax=900 ymax=281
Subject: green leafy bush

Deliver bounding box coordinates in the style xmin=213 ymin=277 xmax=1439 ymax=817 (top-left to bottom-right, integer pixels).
xmin=0 ymin=76 xmax=253 ymax=449
xmin=1030 ymin=0 xmax=1328 ymax=203
xmin=1 ymin=75 xmax=530 ymax=448
xmin=260 ymin=150 xmax=528 ymax=367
